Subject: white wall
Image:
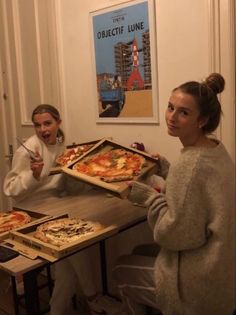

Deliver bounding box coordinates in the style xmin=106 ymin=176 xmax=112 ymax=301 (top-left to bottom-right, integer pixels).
xmin=57 ymin=0 xmax=213 ymax=164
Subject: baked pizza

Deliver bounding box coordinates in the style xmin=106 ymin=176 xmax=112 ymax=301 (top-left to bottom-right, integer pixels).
xmin=72 ymin=148 xmax=146 ymax=182
xmin=0 ymin=210 xmax=32 ymax=233
xmin=34 ymin=218 xmax=102 ymax=246
xmin=56 ymin=144 xmax=94 ymax=166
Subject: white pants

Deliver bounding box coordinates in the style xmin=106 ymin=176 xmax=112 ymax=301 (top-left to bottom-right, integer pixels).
xmin=113 ymin=244 xmax=160 ymax=315
xmin=50 ymin=250 xmax=96 ymax=315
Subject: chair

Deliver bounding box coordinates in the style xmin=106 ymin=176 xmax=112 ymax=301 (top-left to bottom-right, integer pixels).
xmin=133 ymin=244 xmax=162 ymax=315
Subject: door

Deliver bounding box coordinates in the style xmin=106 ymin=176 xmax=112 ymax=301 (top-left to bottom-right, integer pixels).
xmin=0 ymin=0 xmax=63 ymax=209
xmin=0 ymin=2 xmax=15 ymax=209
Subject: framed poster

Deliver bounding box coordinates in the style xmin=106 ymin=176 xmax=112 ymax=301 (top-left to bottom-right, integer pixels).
xmin=90 ymin=0 xmax=159 ymax=124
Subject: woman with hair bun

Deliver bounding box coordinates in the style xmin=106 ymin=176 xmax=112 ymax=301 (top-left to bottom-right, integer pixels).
xmin=113 ymin=73 xmax=235 ymax=315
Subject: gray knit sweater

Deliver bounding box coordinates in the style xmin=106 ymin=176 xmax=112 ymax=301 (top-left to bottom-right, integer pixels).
xmin=129 ymin=141 xmax=235 ymax=315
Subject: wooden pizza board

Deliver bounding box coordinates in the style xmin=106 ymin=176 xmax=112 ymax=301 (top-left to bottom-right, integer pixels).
xmin=0 ymin=208 xmax=52 ymax=242
xmin=49 ymin=139 xmax=103 ymax=175
xmin=61 ymin=138 xmax=159 ymax=198
xmin=9 ymin=214 xmax=118 ymax=262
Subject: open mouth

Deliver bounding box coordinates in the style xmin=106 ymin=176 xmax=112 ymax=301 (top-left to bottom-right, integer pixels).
xmin=41 ymin=133 xmax=51 ymax=142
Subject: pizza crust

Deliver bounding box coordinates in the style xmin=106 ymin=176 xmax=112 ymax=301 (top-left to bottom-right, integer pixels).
xmin=34 ymin=218 xmax=102 ymax=246
xmin=101 ymin=174 xmax=134 ymax=183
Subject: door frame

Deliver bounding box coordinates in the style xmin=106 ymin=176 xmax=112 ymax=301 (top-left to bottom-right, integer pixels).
xmin=0 ymin=60 xmax=14 ymax=209
xmin=208 ymin=0 xmax=235 ymax=162
xmin=0 ymin=0 xmax=16 ymax=209
xmin=0 ymin=0 xmax=66 ymax=209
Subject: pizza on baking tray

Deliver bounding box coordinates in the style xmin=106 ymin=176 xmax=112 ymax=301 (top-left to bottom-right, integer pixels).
xmin=72 ymin=148 xmax=146 ymax=182
xmin=0 ymin=210 xmax=32 ymax=233
xmin=34 ymin=218 xmax=102 ymax=246
xmin=56 ymin=144 xmax=94 ymax=166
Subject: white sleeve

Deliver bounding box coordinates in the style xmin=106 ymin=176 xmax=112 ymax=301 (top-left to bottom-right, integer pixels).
xmin=3 ymin=149 xmax=39 ymax=199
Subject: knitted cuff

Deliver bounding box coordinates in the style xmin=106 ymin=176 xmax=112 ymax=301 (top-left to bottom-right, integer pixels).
xmin=128 ymin=181 xmax=157 ymax=206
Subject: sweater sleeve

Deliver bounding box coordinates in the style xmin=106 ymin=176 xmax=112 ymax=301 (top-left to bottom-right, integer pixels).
xmin=128 ymin=181 xmax=158 ymax=205
xmin=3 ymin=149 xmax=41 ymax=200
xmin=147 ymin=153 xmax=209 ymax=251
xmin=4 ymin=136 xmax=65 ymax=202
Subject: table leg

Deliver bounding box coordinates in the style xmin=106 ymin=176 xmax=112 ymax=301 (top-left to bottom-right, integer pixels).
xmin=11 ymin=276 xmax=19 ymax=315
xmin=23 ymin=269 xmax=41 ymax=315
xmin=46 ymin=264 xmax=53 ymax=296
xmin=99 ymin=240 xmax=107 ymax=295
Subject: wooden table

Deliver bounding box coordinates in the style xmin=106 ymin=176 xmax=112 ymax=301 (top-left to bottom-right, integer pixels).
xmin=0 ymin=188 xmax=148 ymax=315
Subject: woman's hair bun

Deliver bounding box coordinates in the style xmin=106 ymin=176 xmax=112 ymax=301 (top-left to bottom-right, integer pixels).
xmin=204 ymin=72 xmax=225 ymax=95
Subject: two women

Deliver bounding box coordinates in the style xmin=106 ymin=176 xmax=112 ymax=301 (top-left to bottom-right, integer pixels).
xmin=4 ymin=72 xmax=235 ymax=315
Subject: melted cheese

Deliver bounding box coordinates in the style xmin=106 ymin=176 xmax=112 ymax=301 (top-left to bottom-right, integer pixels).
xmin=116 ymin=157 xmax=126 ymax=169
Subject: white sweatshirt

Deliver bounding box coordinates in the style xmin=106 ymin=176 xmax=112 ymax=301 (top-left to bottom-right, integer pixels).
xmin=3 ymin=135 xmax=65 ymax=203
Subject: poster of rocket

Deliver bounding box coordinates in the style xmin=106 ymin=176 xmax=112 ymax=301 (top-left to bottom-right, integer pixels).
xmin=91 ymin=0 xmax=158 ymax=123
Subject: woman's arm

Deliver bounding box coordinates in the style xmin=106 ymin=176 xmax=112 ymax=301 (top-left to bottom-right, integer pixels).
xmin=3 ymin=149 xmax=42 ymax=199
xmin=147 ymin=156 xmax=208 ymax=251
xmin=30 ymin=152 xmax=44 ymax=180
xmin=129 ymin=154 xmax=208 ymax=251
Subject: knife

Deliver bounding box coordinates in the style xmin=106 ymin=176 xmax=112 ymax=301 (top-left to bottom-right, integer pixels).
xmin=16 ymin=138 xmax=41 ymax=161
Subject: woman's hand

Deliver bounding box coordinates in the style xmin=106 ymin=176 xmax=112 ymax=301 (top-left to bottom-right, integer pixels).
xmin=151 ymin=153 xmax=170 ymax=179
xmin=30 ymin=152 xmax=44 ymax=180
xmin=127 ymin=181 xmax=157 ymax=206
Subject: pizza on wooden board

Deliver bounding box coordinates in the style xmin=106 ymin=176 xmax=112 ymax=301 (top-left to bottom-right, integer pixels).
xmin=56 ymin=144 xmax=94 ymax=166
xmin=34 ymin=218 xmax=102 ymax=246
xmin=0 ymin=210 xmax=32 ymax=233
xmin=72 ymin=148 xmax=146 ymax=182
